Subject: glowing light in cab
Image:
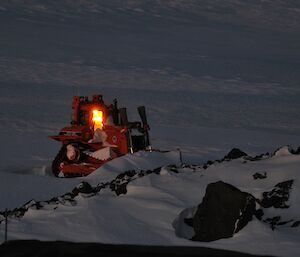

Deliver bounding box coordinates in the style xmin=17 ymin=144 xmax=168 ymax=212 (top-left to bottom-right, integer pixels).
xmin=92 ymin=110 xmax=103 ymax=130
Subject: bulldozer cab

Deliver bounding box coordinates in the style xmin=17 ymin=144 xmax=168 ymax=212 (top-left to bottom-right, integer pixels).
xmin=72 ymin=95 xmax=108 ymax=130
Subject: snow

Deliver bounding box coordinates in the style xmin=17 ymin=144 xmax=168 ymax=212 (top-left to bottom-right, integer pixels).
xmin=1 ymin=150 xmax=300 ymax=257
xmin=0 ymin=1 xmax=300 ymax=256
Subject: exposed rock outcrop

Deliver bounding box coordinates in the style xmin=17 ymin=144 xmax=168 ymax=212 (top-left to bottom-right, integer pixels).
xmin=191 ymin=181 xmax=256 ymax=242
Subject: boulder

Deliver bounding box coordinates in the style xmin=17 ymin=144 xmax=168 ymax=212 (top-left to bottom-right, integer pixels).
xmin=72 ymin=181 xmax=96 ymax=196
xmin=224 ymin=148 xmax=248 ymax=160
xmin=192 ymin=181 xmax=256 ymax=242
xmin=252 ymin=172 xmax=267 ymax=180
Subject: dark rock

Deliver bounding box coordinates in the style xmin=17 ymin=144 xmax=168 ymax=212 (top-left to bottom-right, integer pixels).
xmin=47 ymin=197 xmax=59 ymax=204
xmin=184 ymin=218 xmax=193 ymax=227
xmin=12 ymin=207 xmax=27 ymax=218
xmin=224 ymin=148 xmax=248 ymax=160
xmin=124 ymin=170 xmax=137 ymax=177
xmin=153 ymin=167 xmax=162 ymax=174
xmin=110 ymin=178 xmax=130 ymax=196
xmin=95 ymin=182 xmax=109 ymax=192
xmin=253 ymin=172 xmax=267 ymax=180
xmin=264 ymin=216 xmax=281 ymax=230
xmin=202 ymin=160 xmax=214 ymax=169
xmin=109 ymin=182 xmax=116 ymax=191
xmin=259 ymin=180 xmax=293 ymax=208
xmin=254 ymin=209 xmax=264 ymax=220
xmin=192 ymin=181 xmax=256 ymax=242
xmin=290 ymin=146 xmax=300 ymax=154
xmin=72 ymin=181 xmax=95 ymax=195
xmin=291 ymin=221 xmax=300 ymax=227
xmin=244 ymin=152 xmax=270 ymax=162
xmin=138 ymin=172 xmax=145 ymax=177
xmin=33 ymin=201 xmax=44 ymax=210
xmin=262 ymin=216 xmax=294 ymax=230
xmin=115 ymin=182 xmax=128 ymax=196
xmin=262 ymin=215 xmax=297 ymax=230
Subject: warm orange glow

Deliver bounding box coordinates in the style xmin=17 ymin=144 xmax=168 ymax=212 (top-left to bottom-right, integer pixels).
xmin=92 ymin=110 xmax=103 ymax=130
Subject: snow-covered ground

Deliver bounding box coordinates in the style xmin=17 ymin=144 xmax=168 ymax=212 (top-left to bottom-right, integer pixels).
xmin=0 ymin=1 xmax=300 ymax=256
xmin=0 ymin=148 xmax=300 ymax=257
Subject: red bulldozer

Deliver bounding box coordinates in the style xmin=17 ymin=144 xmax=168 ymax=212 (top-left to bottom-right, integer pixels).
xmin=49 ymin=95 xmax=150 ymax=177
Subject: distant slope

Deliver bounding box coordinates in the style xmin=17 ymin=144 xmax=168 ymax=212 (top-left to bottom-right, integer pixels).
xmin=1 ymin=0 xmax=300 ymax=32
xmin=1 ymin=0 xmax=300 ymax=172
